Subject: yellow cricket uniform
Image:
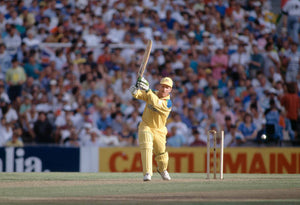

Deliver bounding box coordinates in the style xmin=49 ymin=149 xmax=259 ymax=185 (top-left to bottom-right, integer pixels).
xmin=132 ymin=89 xmax=172 ymax=175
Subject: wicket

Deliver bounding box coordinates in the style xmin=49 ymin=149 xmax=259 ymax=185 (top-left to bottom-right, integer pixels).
xmin=207 ymin=130 xmax=224 ymax=179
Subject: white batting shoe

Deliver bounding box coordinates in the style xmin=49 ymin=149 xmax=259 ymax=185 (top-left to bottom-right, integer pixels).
xmin=157 ymin=169 xmax=171 ymax=181
xmin=143 ymin=173 xmax=151 ymax=181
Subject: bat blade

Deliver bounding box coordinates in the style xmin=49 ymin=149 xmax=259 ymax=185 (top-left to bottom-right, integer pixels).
xmin=138 ymin=40 xmax=152 ymax=78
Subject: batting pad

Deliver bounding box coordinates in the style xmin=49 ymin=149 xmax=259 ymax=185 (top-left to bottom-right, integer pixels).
xmin=155 ymin=152 xmax=169 ymax=173
xmin=139 ymin=131 xmax=153 ymax=175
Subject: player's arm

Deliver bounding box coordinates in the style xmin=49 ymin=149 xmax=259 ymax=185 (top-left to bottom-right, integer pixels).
xmin=129 ymin=78 xmax=148 ymax=101
xmin=131 ymin=87 xmax=148 ymax=101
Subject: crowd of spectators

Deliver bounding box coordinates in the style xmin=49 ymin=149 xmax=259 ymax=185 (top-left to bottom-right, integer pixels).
xmin=0 ymin=0 xmax=299 ymax=148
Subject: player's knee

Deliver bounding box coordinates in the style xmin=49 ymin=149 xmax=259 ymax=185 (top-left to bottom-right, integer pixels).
xmin=155 ymin=152 xmax=168 ymax=161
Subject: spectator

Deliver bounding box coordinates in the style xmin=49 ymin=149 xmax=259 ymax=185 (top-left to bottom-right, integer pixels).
xmin=0 ymin=43 xmax=12 ymax=76
xmin=280 ymin=83 xmax=300 ymax=139
xmin=5 ymin=128 xmax=23 ymax=147
xmin=215 ymin=0 xmax=227 ymax=18
xmin=63 ymin=127 xmax=81 ymax=147
xmin=269 ymin=66 xmax=283 ymax=85
xmin=36 ymin=92 xmax=53 ymax=114
xmin=210 ymin=47 xmax=228 ymax=80
xmin=23 ymin=55 xmax=42 ymax=79
xmin=0 ymin=80 xmax=10 ymax=103
xmin=282 ymin=0 xmax=300 ymax=43
xmin=54 ymin=105 xmax=74 ymax=135
xmin=96 ymin=109 xmax=112 ymax=131
xmin=82 ymin=26 xmax=101 ymax=47
xmin=7 ymin=10 xmax=23 ymax=26
xmin=83 ymin=80 xmax=103 ymax=100
xmin=21 ymin=103 xmax=37 ymax=143
xmin=225 ymin=86 xmax=236 ymax=108
xmin=111 ymin=111 xmax=124 ymax=134
xmin=3 ymin=25 xmax=21 ymax=56
xmin=19 ymin=7 xmax=35 ymax=27
xmin=0 ymin=13 xmax=6 ymax=34
xmin=189 ymin=128 xmax=207 ymax=146
xmin=218 ymin=70 xmax=229 ymax=93
xmin=47 ymin=79 xmax=58 ymax=101
xmin=187 ymin=80 xmax=203 ymax=99
xmin=215 ymin=102 xmax=236 ymax=129
xmin=117 ymin=81 xmax=133 ymax=103
xmin=97 ymin=44 xmax=112 ymax=65
xmin=5 ymin=58 xmax=26 ymax=102
xmin=180 ymin=106 xmax=194 ymax=129
xmin=78 ymin=122 xmax=93 ymax=145
xmin=0 ymin=117 xmax=12 ymax=146
xmin=0 ymin=98 xmax=18 ymax=124
xmin=167 ymin=126 xmax=186 ymax=147
xmin=255 ymin=73 xmax=272 ymax=109
xmin=33 ymin=111 xmax=54 ymax=144
xmin=225 ymin=124 xmax=246 ymax=147
xmin=279 ymin=108 xmax=295 ymax=141
xmin=284 ymin=41 xmax=300 ymax=83
xmin=126 ymin=110 xmax=141 ymax=132
xmin=207 ymin=86 xmax=221 ymax=113
xmin=19 ymin=94 xmax=32 ymax=115
xmin=162 ymin=10 xmax=177 ymax=30
xmin=223 ymin=115 xmax=233 ymax=135
xmin=228 ymin=44 xmax=250 ymax=81
xmin=256 ymin=118 xmax=268 ymax=144
xmin=85 ymin=128 xmax=103 ymax=147
xmin=99 ymin=126 xmax=120 ymax=147
xmin=197 ymin=46 xmax=212 ymax=70
xmin=263 ymin=43 xmax=280 ymax=79
xmin=52 ymin=49 xmax=67 ymax=71
xmin=22 ymin=30 xmax=40 ymax=49
xmin=249 ymin=44 xmax=264 ymax=79
xmin=232 ymin=2 xmax=245 ymax=22
xmin=118 ymin=124 xmax=136 ymax=146
xmin=265 ymin=99 xmax=282 ymax=143
xmin=249 ymin=103 xmax=265 ymax=131
xmin=238 ymin=112 xmax=258 ymax=141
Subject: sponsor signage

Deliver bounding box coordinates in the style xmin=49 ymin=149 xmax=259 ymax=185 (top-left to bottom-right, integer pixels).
xmin=99 ymin=147 xmax=300 ymax=173
xmin=0 ymin=147 xmax=80 ymax=172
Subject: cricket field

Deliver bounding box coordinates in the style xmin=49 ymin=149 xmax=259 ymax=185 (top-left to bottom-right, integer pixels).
xmin=0 ymin=173 xmax=299 ymax=204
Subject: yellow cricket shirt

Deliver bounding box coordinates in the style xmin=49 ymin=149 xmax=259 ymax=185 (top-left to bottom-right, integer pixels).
xmin=132 ymin=89 xmax=172 ymax=129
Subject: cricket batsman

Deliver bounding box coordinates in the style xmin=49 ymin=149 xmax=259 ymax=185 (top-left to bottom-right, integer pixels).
xmin=129 ymin=76 xmax=173 ymax=181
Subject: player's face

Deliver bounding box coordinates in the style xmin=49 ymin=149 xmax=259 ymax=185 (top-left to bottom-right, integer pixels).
xmin=158 ymin=84 xmax=172 ymax=98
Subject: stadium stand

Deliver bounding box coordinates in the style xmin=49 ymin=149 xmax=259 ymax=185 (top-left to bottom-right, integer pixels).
xmin=0 ymin=0 xmax=299 ymax=148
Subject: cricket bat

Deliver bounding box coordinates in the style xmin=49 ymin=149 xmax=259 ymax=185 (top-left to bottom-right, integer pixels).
xmin=137 ymin=39 xmax=152 ymax=78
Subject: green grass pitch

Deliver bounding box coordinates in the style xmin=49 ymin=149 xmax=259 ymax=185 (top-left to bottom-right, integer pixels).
xmin=0 ymin=173 xmax=299 ymax=204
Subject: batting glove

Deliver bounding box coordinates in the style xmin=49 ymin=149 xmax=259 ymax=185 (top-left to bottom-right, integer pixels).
xmin=129 ymin=85 xmax=138 ymax=95
xmin=137 ymin=77 xmax=150 ymax=92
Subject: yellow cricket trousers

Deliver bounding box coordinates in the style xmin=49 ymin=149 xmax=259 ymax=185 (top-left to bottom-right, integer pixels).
xmin=138 ymin=121 xmax=169 ymax=176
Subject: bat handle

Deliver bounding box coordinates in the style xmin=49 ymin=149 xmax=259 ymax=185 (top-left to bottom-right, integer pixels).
xmin=136 ymin=75 xmax=143 ymax=83
xmin=135 ymin=76 xmax=141 ymax=87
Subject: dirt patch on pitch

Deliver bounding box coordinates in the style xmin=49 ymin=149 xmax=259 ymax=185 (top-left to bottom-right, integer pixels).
xmin=0 ymin=178 xmax=214 ymax=188
xmin=1 ymin=188 xmax=300 ymax=203
xmin=2 ymin=177 xmax=279 ymax=188
xmin=0 ymin=179 xmax=141 ymax=188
